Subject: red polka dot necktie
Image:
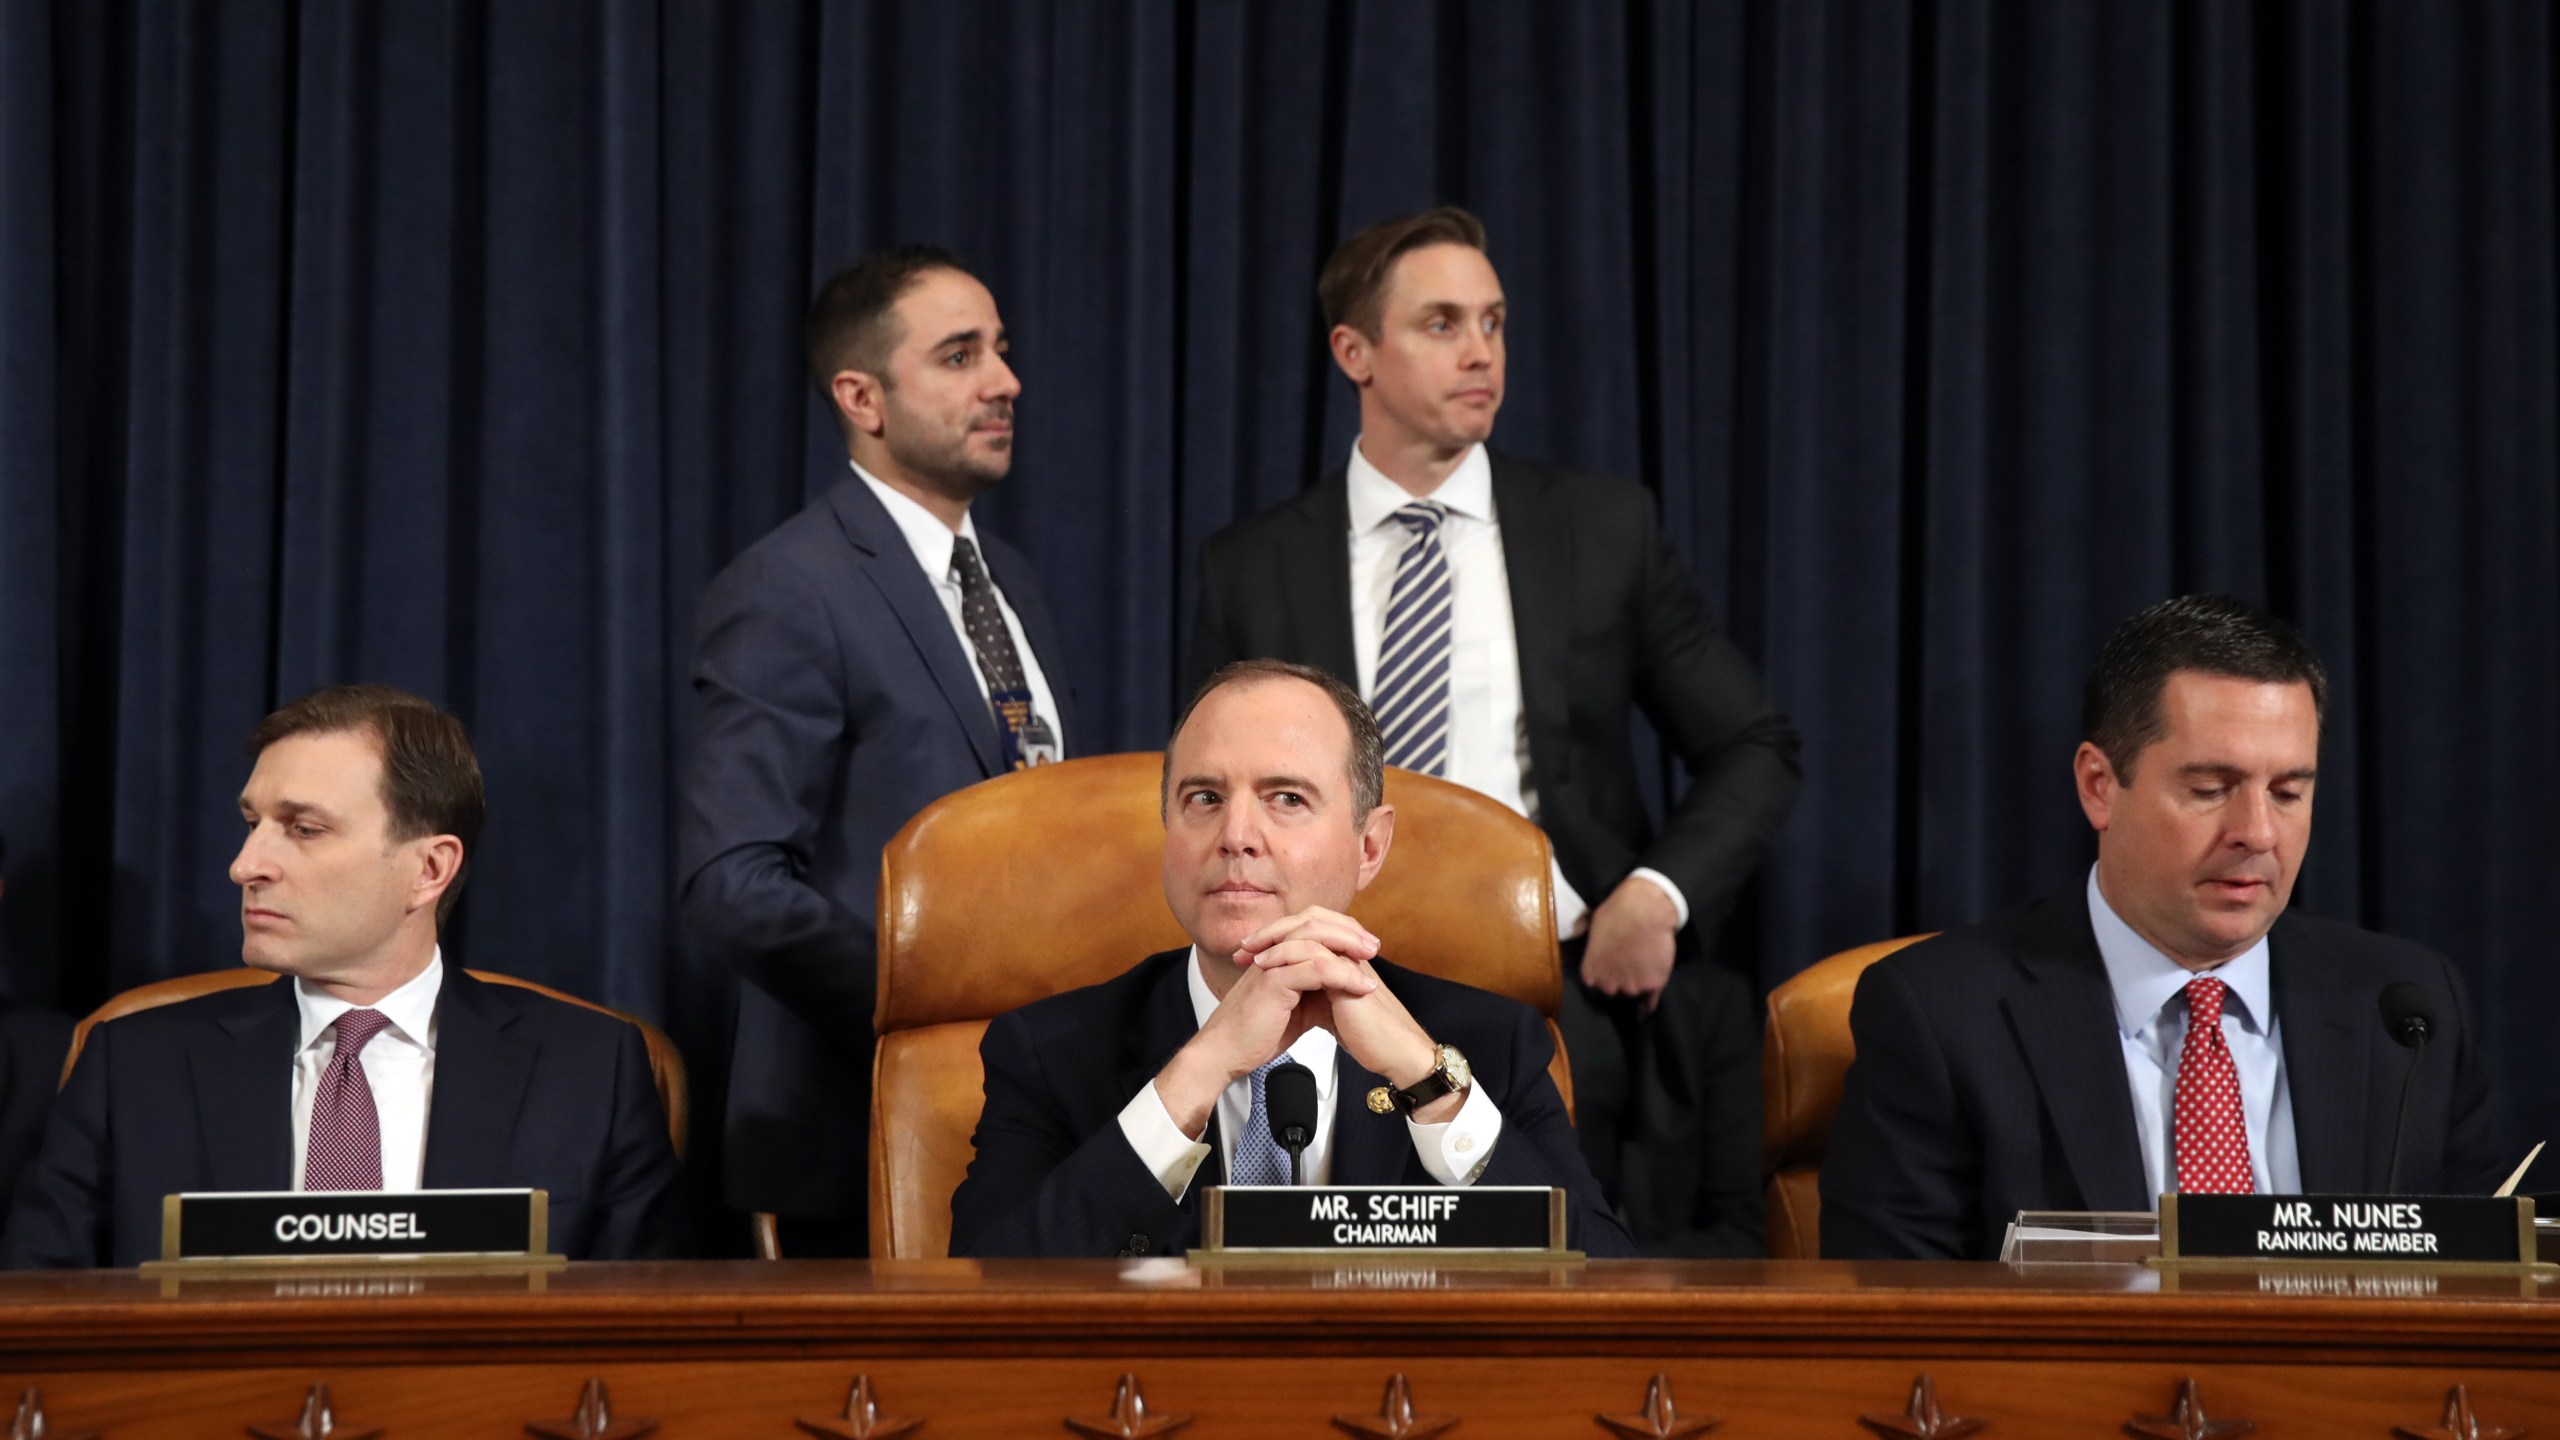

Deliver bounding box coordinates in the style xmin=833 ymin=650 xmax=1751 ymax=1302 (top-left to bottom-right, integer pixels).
xmin=2173 ymin=977 xmax=2255 ymax=1194
xmin=304 ymin=1009 xmax=393 ymax=1191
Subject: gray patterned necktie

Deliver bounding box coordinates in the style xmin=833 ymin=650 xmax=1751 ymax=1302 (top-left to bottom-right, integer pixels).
xmin=1228 ymin=1056 xmax=1294 ymax=1186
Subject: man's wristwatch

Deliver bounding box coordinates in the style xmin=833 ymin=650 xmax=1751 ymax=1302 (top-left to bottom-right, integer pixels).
xmin=1367 ymin=1043 xmax=1473 ymax=1115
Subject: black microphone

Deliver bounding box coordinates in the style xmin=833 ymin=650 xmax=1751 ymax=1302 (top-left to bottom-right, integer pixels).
xmin=1264 ymin=1060 xmax=1319 ymax=1186
xmin=2378 ymin=982 xmax=2437 ymax=1195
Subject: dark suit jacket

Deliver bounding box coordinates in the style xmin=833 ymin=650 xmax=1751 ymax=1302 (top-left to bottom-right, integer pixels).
xmin=1821 ymin=893 xmax=2509 ymax=1261
xmin=948 ymin=950 xmax=1635 ymax=1259
xmin=2 ymin=967 xmax=681 ymax=1269
xmin=680 ymin=475 xmax=1074 ymax=1217
xmin=0 ymin=1006 xmax=72 ymax=1252
xmin=1189 ymin=452 xmax=1799 ymax=943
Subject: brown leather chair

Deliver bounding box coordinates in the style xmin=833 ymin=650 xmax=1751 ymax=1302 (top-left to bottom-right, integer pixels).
xmin=863 ymin=751 xmax=1573 ymax=1260
xmin=64 ymin=968 xmax=690 ymax=1159
xmin=1761 ymin=934 xmax=1933 ymax=1259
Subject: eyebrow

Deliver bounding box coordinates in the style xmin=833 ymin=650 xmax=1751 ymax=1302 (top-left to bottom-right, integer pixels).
xmin=930 ymin=326 xmax=1001 ymax=352
xmin=2177 ymin=762 xmax=2319 ymax=783
xmin=240 ymin=798 xmax=343 ymax=823
xmin=1255 ymin=773 xmax=1326 ymax=797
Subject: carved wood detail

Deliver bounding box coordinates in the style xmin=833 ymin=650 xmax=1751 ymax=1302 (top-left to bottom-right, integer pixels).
xmin=1595 ymin=1373 xmax=1717 ymax=1437
xmin=1858 ymin=1375 xmax=1985 ymax=1440
xmin=1332 ymin=1375 xmax=1459 ymax=1439
xmin=2125 ymin=1378 xmax=2253 ymax=1439
xmin=796 ymin=1376 xmax=923 ymax=1439
xmin=10 ymin=1389 xmax=99 ymax=1440
xmin=247 ymin=1384 xmax=382 ymax=1440
xmin=1063 ymin=1374 xmax=1190 ymax=1439
xmin=2394 ymin=1386 xmax=2526 ymax=1440
xmin=524 ymin=1379 xmax=657 ymax=1439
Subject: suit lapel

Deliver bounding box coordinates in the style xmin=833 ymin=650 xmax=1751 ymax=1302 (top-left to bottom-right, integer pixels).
xmin=2003 ymin=906 xmax=2151 ymax=1210
xmin=825 ymin=478 xmax=1004 ymax=775
xmin=2269 ymin=917 xmax=2375 ymax=1191
xmin=1117 ymin=952 xmax=1226 ymax=1193
xmin=420 ymin=969 xmax=537 ymax=1188
xmin=197 ymin=980 xmax=298 ymax=1191
xmin=1328 ymin=1050 xmax=1417 ymax=1185
xmin=1282 ymin=476 xmax=1360 ymax=685
xmin=1489 ymin=454 xmax=1574 ymax=785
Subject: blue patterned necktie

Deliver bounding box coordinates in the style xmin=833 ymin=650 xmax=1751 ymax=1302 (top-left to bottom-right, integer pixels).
xmin=1373 ymin=501 xmax=1453 ymax=776
xmin=1228 ymin=1056 xmax=1293 ymax=1186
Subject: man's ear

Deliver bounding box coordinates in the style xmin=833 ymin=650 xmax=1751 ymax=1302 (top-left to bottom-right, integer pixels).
xmin=1329 ymin=324 xmax=1373 ymax=387
xmin=409 ymin=835 xmax=465 ymax=917
xmin=831 ymin=369 xmax=888 ymax=439
xmin=2073 ymin=741 xmax=2119 ymax=834
xmin=1351 ymin=801 xmax=1396 ymax=893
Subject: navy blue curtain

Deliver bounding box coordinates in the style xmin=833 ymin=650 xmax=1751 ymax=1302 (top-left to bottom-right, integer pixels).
xmin=5 ymin=2 xmax=2555 ymax=1166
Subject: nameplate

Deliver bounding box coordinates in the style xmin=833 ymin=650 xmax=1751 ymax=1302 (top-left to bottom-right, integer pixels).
xmin=2160 ymin=1193 xmax=2536 ymax=1266
xmin=158 ymin=1189 xmax=551 ymax=1264
xmin=1199 ymin=1186 xmax=1564 ymax=1255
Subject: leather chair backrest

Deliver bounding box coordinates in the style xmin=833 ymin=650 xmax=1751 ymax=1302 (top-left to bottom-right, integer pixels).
xmin=1761 ymin=934 xmax=1932 ymax=1259
xmin=871 ymin=751 xmax=1572 ymax=1259
xmin=65 ymin=967 xmax=691 ymax=1159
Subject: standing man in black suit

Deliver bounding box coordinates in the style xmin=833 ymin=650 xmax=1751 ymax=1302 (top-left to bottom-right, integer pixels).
xmin=1189 ymin=208 xmax=1799 ymax=1253
xmin=681 ymin=247 xmax=1073 ymax=1255
xmin=1823 ymin=596 xmax=2507 ymax=1260
xmin=4 ymin=686 xmax=681 ymax=1268
xmin=949 ymin=660 xmax=1631 ymax=1258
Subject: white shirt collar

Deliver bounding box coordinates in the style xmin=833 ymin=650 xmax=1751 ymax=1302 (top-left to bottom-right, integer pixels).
xmin=1345 ymin=438 xmax=1494 ymax=534
xmin=1185 ymin=945 xmax=1340 ymax=1079
xmin=2086 ymin=865 xmax=2273 ymax=1040
xmin=295 ymin=947 xmax=444 ymax=1054
xmin=852 ymin=459 xmax=980 ymax=583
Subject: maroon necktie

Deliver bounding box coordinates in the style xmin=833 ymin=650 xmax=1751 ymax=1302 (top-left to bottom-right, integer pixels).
xmin=304 ymin=1009 xmax=393 ymax=1191
xmin=2173 ymin=977 xmax=2255 ymax=1194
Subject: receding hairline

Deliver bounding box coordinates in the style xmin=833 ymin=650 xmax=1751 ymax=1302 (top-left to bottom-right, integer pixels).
xmin=1162 ymin=675 xmax=1357 ymax=795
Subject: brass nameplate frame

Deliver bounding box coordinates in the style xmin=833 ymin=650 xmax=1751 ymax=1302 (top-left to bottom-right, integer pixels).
xmin=1193 ymin=1185 xmax=1575 ymax=1266
xmin=145 ymin=1188 xmax=561 ymax=1273
xmin=2153 ymin=1192 xmax=2549 ymax=1274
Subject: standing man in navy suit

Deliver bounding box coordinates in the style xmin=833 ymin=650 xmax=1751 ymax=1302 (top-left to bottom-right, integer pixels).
xmin=5 ymin=686 xmax=681 ymax=1268
xmin=681 ymin=247 xmax=1074 ymax=1255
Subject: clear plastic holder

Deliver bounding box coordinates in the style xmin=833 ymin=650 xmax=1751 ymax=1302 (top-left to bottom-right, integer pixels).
xmin=1999 ymin=1210 xmax=2160 ymax=1265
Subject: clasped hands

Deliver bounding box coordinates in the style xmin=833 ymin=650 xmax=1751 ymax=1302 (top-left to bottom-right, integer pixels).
xmin=1153 ymin=907 xmax=1463 ymax=1137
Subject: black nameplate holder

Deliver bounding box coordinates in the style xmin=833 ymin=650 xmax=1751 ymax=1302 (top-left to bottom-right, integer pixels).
xmin=2157 ymin=1193 xmax=2547 ymax=1273
xmin=143 ymin=1189 xmax=563 ymax=1274
xmin=1193 ymin=1186 xmax=1573 ymax=1266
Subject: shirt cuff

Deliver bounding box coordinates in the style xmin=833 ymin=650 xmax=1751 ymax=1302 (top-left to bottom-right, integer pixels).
xmin=1117 ymin=1081 xmax=1215 ymax=1202
xmin=1405 ymin=1082 xmax=1504 ymax=1186
xmin=1626 ymin=866 xmax=1691 ymax=930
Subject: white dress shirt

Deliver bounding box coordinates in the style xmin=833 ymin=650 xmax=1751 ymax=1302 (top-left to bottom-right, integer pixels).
xmin=290 ymin=949 xmax=443 ymax=1191
xmin=1343 ymin=439 xmax=1685 ymax=937
xmin=2087 ymin=867 xmax=2301 ymax=1197
xmin=1114 ymin=947 xmax=1504 ymax=1200
xmin=853 ymin=462 xmax=1066 ymax=760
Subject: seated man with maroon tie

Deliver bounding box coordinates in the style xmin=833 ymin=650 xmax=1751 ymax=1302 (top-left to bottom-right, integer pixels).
xmin=1821 ymin=597 xmax=2507 ymax=1260
xmin=3 ymin=685 xmax=680 ymax=1268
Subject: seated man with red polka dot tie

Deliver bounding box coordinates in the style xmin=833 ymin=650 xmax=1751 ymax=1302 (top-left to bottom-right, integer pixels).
xmin=1821 ymin=597 xmax=2509 ymax=1261
xmin=4 ymin=686 xmax=681 ymax=1268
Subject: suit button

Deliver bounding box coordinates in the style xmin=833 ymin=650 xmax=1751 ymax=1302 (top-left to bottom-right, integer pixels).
xmin=1125 ymin=1233 xmax=1151 ymax=1255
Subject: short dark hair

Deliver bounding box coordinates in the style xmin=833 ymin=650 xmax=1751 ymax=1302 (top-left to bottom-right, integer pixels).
xmin=804 ymin=244 xmax=971 ymax=397
xmin=247 ymin=684 xmax=485 ymax=923
xmin=1165 ymin=660 xmax=1386 ymax=825
xmin=2082 ymin=595 xmax=2330 ymax=783
xmin=1318 ymin=206 xmax=1490 ymax=341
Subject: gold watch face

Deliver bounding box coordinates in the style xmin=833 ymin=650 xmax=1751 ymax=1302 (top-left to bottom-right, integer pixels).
xmin=1366 ymin=1086 xmax=1396 ymax=1114
xmin=1439 ymin=1045 xmax=1473 ymax=1090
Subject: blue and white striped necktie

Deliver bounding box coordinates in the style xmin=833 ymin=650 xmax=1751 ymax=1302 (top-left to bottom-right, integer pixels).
xmin=1373 ymin=501 xmax=1453 ymax=777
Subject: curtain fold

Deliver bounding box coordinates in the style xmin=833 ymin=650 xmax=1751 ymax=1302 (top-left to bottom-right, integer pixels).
xmin=4 ymin=0 xmax=2554 ymax=1153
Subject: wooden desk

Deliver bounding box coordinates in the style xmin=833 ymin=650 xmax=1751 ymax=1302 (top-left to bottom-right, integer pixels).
xmin=1 ymin=1259 xmax=2555 ymax=1436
